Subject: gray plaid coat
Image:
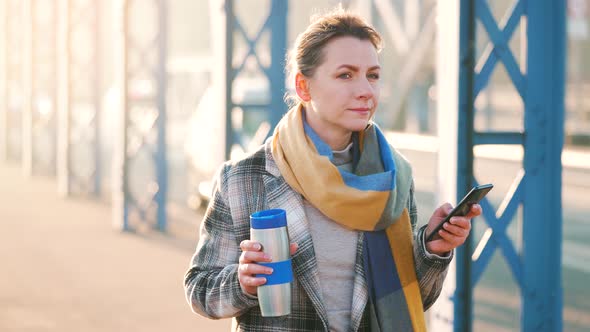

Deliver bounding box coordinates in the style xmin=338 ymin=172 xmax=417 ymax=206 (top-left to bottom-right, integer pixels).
xmin=184 ymin=141 xmax=452 ymax=331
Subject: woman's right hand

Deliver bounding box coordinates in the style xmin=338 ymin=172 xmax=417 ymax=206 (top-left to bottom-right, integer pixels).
xmin=238 ymin=240 xmax=298 ymax=296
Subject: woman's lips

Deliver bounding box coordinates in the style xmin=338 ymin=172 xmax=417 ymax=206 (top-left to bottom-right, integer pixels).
xmin=349 ymin=101 xmax=373 ymax=113
xmin=349 ymin=108 xmax=370 ymax=114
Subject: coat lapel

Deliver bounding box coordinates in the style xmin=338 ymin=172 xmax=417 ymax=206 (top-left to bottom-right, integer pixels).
xmin=350 ymin=233 xmax=369 ymax=331
xmin=264 ymin=143 xmax=329 ymax=328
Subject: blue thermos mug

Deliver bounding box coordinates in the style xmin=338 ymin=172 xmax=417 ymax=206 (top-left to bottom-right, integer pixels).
xmin=249 ymin=209 xmax=293 ymax=317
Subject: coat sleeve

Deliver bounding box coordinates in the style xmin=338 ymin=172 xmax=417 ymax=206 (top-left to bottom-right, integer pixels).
xmin=408 ymin=181 xmax=454 ymax=311
xmin=183 ymin=164 xmax=258 ymax=319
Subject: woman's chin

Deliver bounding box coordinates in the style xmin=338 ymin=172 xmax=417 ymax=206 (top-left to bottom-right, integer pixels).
xmin=346 ymin=120 xmax=371 ymax=132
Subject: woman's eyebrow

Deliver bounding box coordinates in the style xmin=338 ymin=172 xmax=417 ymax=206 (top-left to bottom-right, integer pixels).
xmin=335 ymin=64 xmax=381 ymax=71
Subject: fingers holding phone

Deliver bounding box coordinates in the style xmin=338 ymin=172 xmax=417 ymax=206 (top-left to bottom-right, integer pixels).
xmin=425 ymin=203 xmax=481 ymax=255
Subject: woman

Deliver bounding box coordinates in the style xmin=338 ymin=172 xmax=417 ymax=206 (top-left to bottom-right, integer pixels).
xmin=184 ymin=9 xmax=481 ymax=332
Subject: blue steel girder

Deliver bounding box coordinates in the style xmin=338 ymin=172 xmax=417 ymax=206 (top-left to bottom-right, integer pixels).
xmin=59 ymin=0 xmax=101 ymax=195
xmin=522 ymin=1 xmax=565 ymax=331
xmin=224 ymin=0 xmax=287 ymax=160
xmin=0 ymin=0 xmax=6 ymax=160
xmin=26 ymin=0 xmax=58 ymax=176
xmin=232 ymin=17 xmax=273 ymax=80
xmin=456 ymin=0 xmax=565 ymax=331
xmin=454 ymin=0 xmax=477 ymax=328
xmin=4 ymin=0 xmax=24 ymax=162
xmin=474 ymin=0 xmax=525 ymax=98
xmin=471 ymin=172 xmax=524 ymax=288
xmin=120 ymin=0 xmax=168 ymax=232
xmin=469 ymin=0 xmax=525 ymax=289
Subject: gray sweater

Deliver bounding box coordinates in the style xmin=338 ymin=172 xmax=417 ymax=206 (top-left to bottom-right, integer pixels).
xmin=305 ymin=143 xmax=358 ymax=332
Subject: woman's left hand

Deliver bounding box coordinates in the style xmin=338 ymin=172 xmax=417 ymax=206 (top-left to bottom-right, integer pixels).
xmin=425 ymin=203 xmax=482 ymax=256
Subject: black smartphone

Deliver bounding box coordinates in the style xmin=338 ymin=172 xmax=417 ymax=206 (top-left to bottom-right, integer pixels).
xmin=425 ymin=183 xmax=493 ymax=242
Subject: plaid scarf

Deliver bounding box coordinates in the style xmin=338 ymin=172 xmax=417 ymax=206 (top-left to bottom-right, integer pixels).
xmin=271 ymin=104 xmax=426 ymax=331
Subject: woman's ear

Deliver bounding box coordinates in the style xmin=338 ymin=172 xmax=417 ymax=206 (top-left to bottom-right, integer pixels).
xmin=295 ymin=72 xmax=311 ymax=102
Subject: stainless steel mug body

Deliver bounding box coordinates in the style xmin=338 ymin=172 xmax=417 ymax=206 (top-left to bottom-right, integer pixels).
xmin=250 ymin=209 xmax=292 ymax=317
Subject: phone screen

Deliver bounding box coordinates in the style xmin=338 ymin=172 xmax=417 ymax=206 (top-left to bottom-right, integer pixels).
xmin=425 ymin=183 xmax=493 ymax=242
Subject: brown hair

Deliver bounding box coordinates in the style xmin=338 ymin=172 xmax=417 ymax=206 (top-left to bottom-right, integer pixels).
xmin=285 ymin=8 xmax=383 ymax=104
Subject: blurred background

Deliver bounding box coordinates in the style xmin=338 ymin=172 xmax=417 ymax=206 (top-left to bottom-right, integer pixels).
xmin=0 ymin=0 xmax=588 ymax=331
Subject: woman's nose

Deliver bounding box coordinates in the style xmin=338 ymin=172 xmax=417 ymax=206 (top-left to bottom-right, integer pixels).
xmin=356 ymin=78 xmax=374 ymax=100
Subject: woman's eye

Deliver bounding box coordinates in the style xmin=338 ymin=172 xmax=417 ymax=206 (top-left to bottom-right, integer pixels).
xmin=368 ymin=73 xmax=380 ymax=80
xmin=338 ymin=73 xmax=352 ymax=79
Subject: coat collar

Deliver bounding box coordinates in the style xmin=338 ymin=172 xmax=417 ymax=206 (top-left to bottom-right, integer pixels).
xmin=263 ymin=140 xmax=368 ymax=331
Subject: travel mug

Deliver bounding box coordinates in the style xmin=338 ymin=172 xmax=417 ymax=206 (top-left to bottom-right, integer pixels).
xmin=249 ymin=209 xmax=292 ymax=317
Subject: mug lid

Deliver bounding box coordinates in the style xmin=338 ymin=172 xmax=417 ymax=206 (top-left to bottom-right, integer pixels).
xmin=250 ymin=209 xmax=287 ymax=229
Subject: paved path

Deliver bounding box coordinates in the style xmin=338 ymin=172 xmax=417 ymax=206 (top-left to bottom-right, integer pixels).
xmin=0 ymin=163 xmax=231 ymax=331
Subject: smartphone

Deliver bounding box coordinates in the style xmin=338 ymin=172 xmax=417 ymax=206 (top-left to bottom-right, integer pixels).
xmin=425 ymin=183 xmax=493 ymax=242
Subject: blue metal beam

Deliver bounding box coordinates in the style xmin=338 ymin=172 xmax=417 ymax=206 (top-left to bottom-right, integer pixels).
xmin=21 ymin=0 xmax=33 ymax=175
xmin=268 ymin=0 xmax=288 ymax=129
xmin=224 ymin=0 xmax=287 ymax=160
xmin=154 ymin=1 xmax=168 ymax=232
xmin=522 ymin=0 xmax=565 ymax=330
xmin=474 ymin=0 xmax=525 ymax=99
xmin=455 ymin=0 xmax=565 ymax=330
xmin=472 ymin=173 xmax=524 ymax=288
xmin=3 ymin=0 xmax=24 ymax=162
xmin=455 ymin=0 xmax=477 ymax=330
xmin=473 ymin=131 xmax=524 ymax=145
xmin=223 ymin=0 xmax=234 ymax=161
xmin=25 ymin=0 xmax=58 ymax=176
xmin=57 ymin=0 xmax=102 ymax=196
xmin=474 ymin=0 xmax=524 ymax=96
xmin=116 ymin=0 xmax=168 ymax=232
xmin=0 ymin=0 xmax=7 ymax=161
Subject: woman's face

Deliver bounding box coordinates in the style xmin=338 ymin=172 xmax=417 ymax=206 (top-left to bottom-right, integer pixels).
xmin=303 ymin=36 xmax=381 ymax=141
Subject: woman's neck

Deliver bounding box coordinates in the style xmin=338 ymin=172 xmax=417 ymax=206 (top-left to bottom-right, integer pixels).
xmin=323 ymin=133 xmax=352 ymax=151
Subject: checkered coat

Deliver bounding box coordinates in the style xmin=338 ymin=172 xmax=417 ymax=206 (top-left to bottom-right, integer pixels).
xmin=184 ymin=141 xmax=452 ymax=331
